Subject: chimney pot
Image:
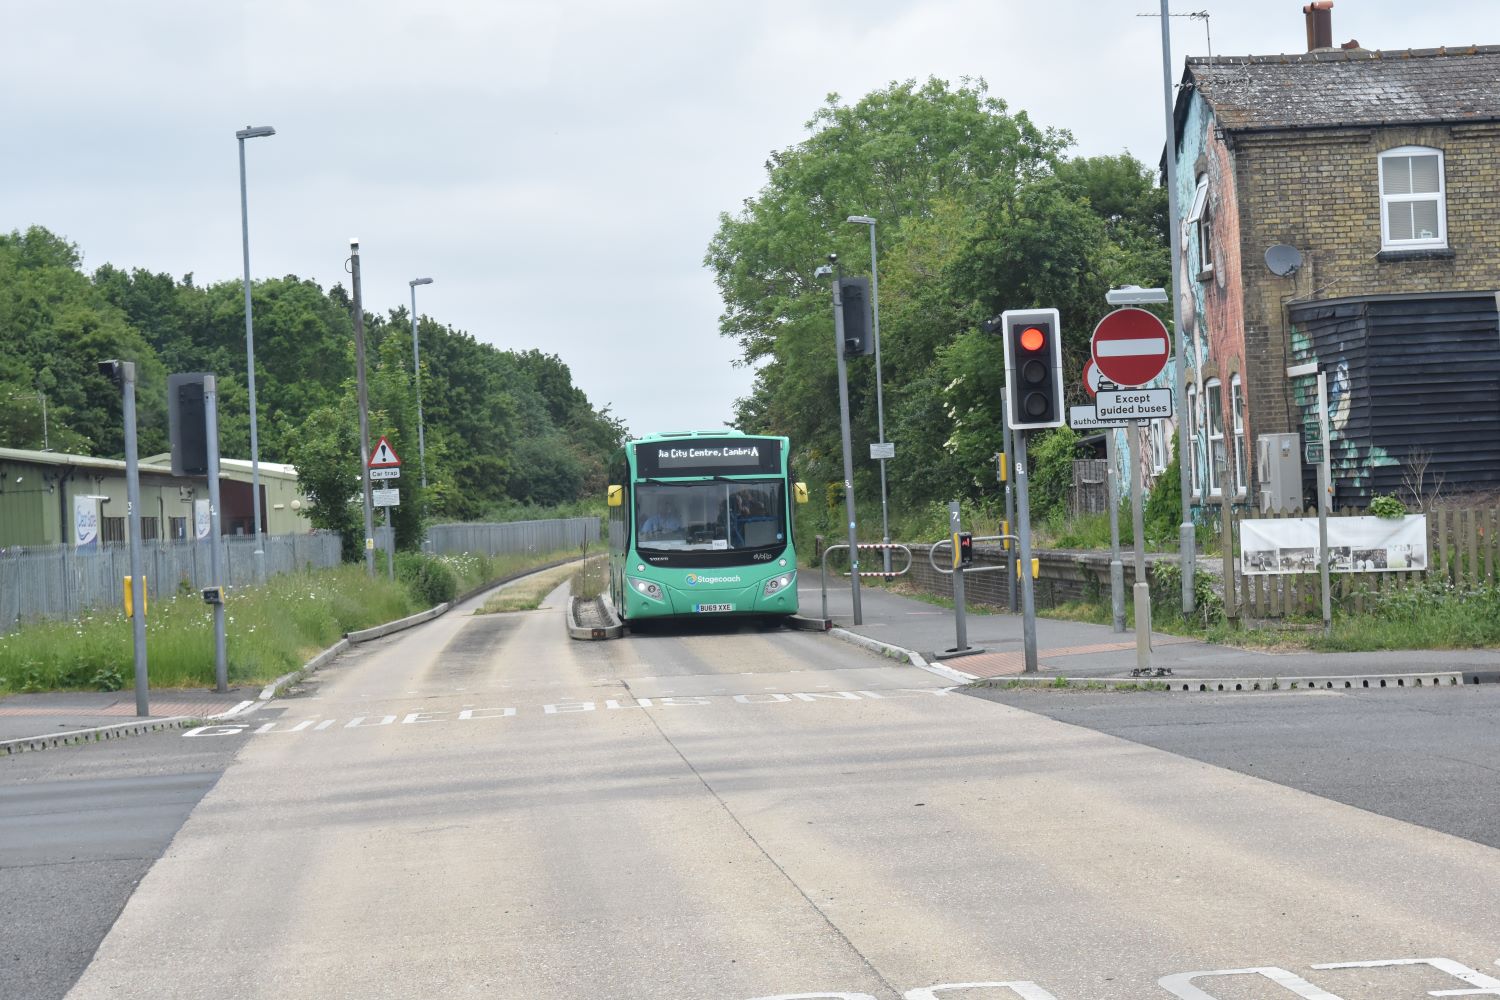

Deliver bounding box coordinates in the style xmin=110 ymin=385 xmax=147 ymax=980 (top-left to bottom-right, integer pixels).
xmin=1304 ymin=1 xmax=1334 ymax=51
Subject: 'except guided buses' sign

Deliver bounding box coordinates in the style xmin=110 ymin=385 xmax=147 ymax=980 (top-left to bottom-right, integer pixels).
xmin=1096 ymin=387 xmax=1173 ymax=421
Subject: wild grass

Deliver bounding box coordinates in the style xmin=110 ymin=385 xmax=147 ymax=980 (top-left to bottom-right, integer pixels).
xmin=0 ymin=548 xmax=584 ymax=695
xmin=475 ymin=562 xmax=581 ymax=614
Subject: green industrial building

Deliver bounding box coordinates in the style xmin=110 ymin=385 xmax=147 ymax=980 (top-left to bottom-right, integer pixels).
xmin=0 ymin=447 xmax=311 ymax=548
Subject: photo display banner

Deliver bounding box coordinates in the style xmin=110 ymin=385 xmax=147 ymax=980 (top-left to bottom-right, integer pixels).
xmin=1240 ymin=514 xmax=1428 ymax=575
xmin=635 ymin=439 xmax=781 ymax=478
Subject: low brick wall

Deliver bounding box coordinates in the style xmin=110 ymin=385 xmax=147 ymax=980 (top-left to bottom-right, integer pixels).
xmin=905 ymin=543 xmax=1182 ymax=611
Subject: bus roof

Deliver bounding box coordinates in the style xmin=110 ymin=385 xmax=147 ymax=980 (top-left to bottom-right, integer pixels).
xmin=628 ymin=430 xmax=785 ymax=445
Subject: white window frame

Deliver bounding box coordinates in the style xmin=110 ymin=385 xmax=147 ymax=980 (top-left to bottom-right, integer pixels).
xmin=1378 ymin=146 xmax=1446 ymax=250
xmin=1230 ymin=374 xmax=1248 ymax=497
xmin=1205 ymin=377 xmax=1225 ymax=498
xmin=1150 ymin=421 xmax=1170 ymax=474
xmin=1186 ymin=174 xmax=1213 ymax=275
xmin=1187 ymin=383 xmax=1201 ymax=497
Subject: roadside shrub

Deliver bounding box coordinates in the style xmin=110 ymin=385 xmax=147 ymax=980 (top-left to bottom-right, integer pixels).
xmin=1368 ymin=494 xmax=1407 ymax=519
xmin=1151 ymin=558 xmax=1223 ymax=627
xmin=397 ymin=553 xmax=458 ymax=607
xmin=1027 ymin=426 xmax=1081 ymax=523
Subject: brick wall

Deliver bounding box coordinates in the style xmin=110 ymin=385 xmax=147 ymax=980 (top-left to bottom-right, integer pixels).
xmin=901 ymin=544 xmax=1176 ymax=611
xmin=1232 ymin=122 xmax=1500 ymax=436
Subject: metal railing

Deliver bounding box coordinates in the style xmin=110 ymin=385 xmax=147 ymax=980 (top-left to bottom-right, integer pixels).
xmin=0 ymin=532 xmax=342 ymax=629
xmin=819 ymin=542 xmax=912 ymax=622
xmin=926 ymin=533 xmax=1018 ymax=657
xmin=425 ymin=517 xmax=599 ymax=558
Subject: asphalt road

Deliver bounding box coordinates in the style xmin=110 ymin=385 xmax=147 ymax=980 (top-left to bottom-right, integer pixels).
xmin=0 ymin=724 xmax=238 ymax=1000
xmin=970 ymin=685 xmax=1500 ymax=851
xmin=9 ymin=584 xmax=1500 ymax=1000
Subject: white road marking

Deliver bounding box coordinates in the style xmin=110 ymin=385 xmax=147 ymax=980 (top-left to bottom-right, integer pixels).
xmin=1159 ymin=966 xmax=1346 ymax=999
xmin=906 ymin=984 xmax=1061 ymax=999
xmin=1312 ymin=958 xmax=1500 ymax=995
xmin=181 ymin=688 xmax=962 ymax=739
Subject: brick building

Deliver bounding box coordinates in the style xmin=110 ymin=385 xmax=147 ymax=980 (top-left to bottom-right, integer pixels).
xmin=1170 ymin=6 xmax=1500 ymax=510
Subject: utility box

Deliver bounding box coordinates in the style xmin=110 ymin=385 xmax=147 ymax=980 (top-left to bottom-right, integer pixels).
xmin=1257 ymin=432 xmax=1302 ymax=512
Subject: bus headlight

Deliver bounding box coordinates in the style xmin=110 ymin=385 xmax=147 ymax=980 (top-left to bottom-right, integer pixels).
xmin=762 ymin=572 xmax=795 ymax=597
xmin=627 ymin=577 xmax=664 ymax=602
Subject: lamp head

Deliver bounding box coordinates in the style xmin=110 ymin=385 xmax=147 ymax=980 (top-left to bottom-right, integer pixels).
xmin=410 ymin=277 xmax=434 ymax=287
xmin=847 ymin=215 xmax=875 ymax=225
xmin=236 ymin=125 xmax=276 ymax=140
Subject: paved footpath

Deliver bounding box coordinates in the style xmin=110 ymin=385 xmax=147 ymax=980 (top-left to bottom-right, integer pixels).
xmin=805 ymin=582 xmax=1500 ymax=681
xmin=0 ymin=688 xmax=254 ymax=748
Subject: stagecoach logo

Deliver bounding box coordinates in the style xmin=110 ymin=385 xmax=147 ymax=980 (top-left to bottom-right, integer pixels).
xmin=684 ymin=573 xmax=743 ymax=586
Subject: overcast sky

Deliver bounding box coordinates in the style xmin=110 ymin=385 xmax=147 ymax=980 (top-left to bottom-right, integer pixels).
xmin=4 ymin=1 xmax=1491 ymax=437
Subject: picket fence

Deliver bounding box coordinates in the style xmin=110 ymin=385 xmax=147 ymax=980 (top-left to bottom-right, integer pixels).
xmin=1224 ymin=506 xmax=1499 ymax=619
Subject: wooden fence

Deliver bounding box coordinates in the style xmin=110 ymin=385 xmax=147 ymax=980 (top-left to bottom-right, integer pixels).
xmin=1226 ymin=506 xmax=1499 ymax=620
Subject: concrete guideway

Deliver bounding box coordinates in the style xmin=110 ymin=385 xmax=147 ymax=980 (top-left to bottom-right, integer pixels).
xmin=57 ymin=578 xmax=1500 ymax=1000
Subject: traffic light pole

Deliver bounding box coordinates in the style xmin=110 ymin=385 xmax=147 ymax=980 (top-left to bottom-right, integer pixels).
xmin=830 ymin=266 xmax=862 ymax=625
xmin=1014 ymin=430 xmax=1039 ymax=674
xmin=203 ymin=376 xmax=229 ymax=693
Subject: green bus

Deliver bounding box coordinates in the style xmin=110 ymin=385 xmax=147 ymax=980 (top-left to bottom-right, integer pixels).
xmin=607 ymin=431 xmax=807 ymax=626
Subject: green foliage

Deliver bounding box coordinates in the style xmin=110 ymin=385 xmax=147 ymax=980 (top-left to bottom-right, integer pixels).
xmin=1368 ymin=494 xmax=1408 ymax=519
xmin=0 ymin=226 xmax=624 ymax=522
xmin=707 ymin=77 xmax=1166 ymax=518
xmin=1026 ymin=427 xmax=1081 ymax=523
xmin=1150 ymin=559 xmax=1224 ymax=628
xmin=1144 ymin=430 xmax=1183 ymax=545
xmin=397 ymin=553 xmax=458 ymax=607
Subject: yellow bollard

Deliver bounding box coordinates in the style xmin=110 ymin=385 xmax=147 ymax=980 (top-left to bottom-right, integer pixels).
xmin=123 ymin=576 xmax=148 ymax=618
xmin=1015 ymin=558 xmax=1039 ymax=580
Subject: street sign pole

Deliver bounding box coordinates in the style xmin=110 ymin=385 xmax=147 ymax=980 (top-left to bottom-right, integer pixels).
xmin=1106 ymin=432 xmax=1125 ymax=633
xmin=118 ymin=362 xmax=149 ymax=717
xmin=1014 ymin=431 xmax=1039 ymax=674
xmin=1317 ymin=369 xmax=1333 ymax=636
xmin=1131 ymin=420 xmax=1151 ymax=672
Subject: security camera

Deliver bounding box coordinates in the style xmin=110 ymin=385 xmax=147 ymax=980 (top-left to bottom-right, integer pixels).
xmin=97 ymin=360 xmax=123 ymax=382
xmin=814 ymin=265 xmax=833 ymax=277
xmin=826 ymin=253 xmax=838 ymax=264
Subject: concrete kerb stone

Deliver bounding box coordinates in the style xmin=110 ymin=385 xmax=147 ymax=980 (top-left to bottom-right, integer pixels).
xmin=826 ymin=627 xmax=976 ymax=684
xmin=0 ymin=716 xmax=201 ymax=756
xmin=977 ymin=670 xmax=1479 ymax=693
xmin=567 ymin=595 xmax=624 ymax=640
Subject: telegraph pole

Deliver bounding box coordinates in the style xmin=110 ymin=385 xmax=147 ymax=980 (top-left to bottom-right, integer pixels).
xmin=350 ymin=239 xmax=376 ymax=577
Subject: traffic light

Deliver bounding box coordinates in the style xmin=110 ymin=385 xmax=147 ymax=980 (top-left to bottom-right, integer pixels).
xmin=839 ymin=276 xmax=874 ymax=357
xmin=958 ymin=532 xmax=974 ymax=567
xmin=168 ymin=373 xmax=211 ymax=477
xmin=1000 ymin=307 xmax=1063 ymax=430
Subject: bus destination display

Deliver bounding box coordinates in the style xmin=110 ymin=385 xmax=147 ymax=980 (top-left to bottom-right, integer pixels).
xmin=635 ymin=439 xmax=782 ymax=478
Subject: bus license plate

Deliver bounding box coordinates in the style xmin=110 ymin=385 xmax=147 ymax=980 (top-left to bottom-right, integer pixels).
xmin=695 ymin=603 xmax=734 ymax=613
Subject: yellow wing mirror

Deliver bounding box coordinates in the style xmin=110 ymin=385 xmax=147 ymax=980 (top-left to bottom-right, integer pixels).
xmin=794 ymin=482 xmax=809 ymax=505
xmin=607 ymin=484 xmax=623 ymax=507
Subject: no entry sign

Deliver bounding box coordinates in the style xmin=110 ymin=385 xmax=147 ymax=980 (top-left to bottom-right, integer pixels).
xmin=1091 ymin=308 xmax=1170 ymax=387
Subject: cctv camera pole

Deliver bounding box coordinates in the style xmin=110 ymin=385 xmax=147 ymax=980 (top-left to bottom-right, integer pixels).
xmin=119 ymin=362 xmax=150 ymax=716
xmin=203 ymin=376 xmax=229 ymax=692
xmin=350 ymin=239 xmax=376 ymax=578
xmin=1132 ymin=420 xmax=1152 ymax=672
xmin=829 ymin=257 xmax=862 ymax=625
xmin=1159 ymin=0 xmax=1196 ymax=616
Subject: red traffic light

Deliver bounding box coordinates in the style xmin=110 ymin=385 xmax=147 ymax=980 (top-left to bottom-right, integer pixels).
xmin=1019 ymin=326 xmax=1046 ymax=352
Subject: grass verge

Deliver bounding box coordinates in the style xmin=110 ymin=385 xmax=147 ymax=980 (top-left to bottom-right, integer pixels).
xmin=0 ymin=548 xmax=583 ymax=695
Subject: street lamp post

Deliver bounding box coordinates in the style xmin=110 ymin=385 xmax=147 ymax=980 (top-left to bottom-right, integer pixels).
xmin=847 ymin=214 xmax=891 ymax=575
xmin=236 ymin=124 xmax=275 ymax=578
xmin=409 ymin=278 xmax=433 ymax=488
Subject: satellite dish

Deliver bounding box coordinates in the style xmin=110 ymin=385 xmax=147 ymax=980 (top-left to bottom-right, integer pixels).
xmin=1265 ymin=244 xmax=1303 ymax=277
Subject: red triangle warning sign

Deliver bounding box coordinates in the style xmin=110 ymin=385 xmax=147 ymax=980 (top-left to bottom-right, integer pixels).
xmin=368 ymin=436 xmax=402 ymax=468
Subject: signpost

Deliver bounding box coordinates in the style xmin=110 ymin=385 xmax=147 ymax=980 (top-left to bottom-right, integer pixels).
xmin=367 ymin=437 xmax=402 ymax=580
xmin=1091 ymin=306 xmax=1172 ymax=669
xmin=1097 ymin=387 xmax=1174 ymax=421
xmin=1091 ymin=308 xmax=1171 ymax=388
